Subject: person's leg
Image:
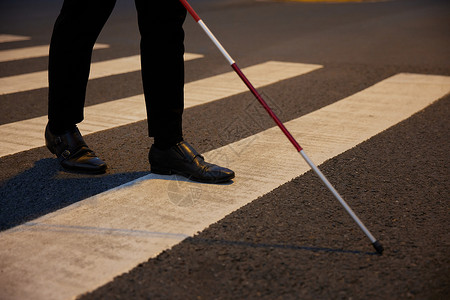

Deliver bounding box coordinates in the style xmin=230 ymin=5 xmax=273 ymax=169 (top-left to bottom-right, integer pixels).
xmin=48 ymin=0 xmax=116 ymax=133
xmin=46 ymin=0 xmax=115 ymax=174
xmin=135 ymin=0 xmax=235 ymax=183
xmin=134 ymin=0 xmax=186 ymax=149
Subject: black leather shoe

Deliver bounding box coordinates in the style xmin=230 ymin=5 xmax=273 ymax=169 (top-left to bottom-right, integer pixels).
xmin=149 ymin=141 xmax=235 ymax=183
xmin=45 ymin=124 xmax=107 ymax=174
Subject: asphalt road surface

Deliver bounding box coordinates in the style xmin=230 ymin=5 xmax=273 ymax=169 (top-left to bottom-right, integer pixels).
xmin=0 ymin=0 xmax=449 ymax=299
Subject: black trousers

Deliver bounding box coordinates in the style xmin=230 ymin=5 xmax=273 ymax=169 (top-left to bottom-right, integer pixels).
xmin=48 ymin=0 xmax=186 ymax=142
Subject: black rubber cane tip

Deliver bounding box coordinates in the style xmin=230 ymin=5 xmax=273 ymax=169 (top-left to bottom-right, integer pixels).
xmin=372 ymin=241 xmax=384 ymax=255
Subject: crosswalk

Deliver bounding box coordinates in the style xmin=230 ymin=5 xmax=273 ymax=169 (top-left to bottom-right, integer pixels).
xmin=0 ymin=61 xmax=321 ymax=157
xmin=1 ymin=36 xmax=450 ymax=300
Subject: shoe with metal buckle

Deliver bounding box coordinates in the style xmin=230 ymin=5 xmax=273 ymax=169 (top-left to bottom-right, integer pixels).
xmin=45 ymin=123 xmax=107 ymax=174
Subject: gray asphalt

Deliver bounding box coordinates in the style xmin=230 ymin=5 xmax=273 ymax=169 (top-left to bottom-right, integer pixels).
xmin=1 ymin=0 xmax=449 ymax=298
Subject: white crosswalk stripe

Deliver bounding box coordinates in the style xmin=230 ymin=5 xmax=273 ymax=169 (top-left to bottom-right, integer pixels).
xmin=0 ymin=43 xmax=110 ymax=62
xmin=0 ymin=53 xmax=203 ymax=95
xmin=1 ymin=72 xmax=449 ymax=300
xmin=0 ymin=61 xmax=322 ymax=157
xmin=0 ymin=34 xmax=31 ymax=43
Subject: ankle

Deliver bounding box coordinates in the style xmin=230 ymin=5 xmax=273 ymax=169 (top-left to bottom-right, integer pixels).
xmin=48 ymin=121 xmax=76 ymax=135
xmin=154 ymin=137 xmax=183 ymax=151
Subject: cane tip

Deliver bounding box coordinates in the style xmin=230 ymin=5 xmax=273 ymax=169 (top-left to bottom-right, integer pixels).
xmin=372 ymin=241 xmax=384 ymax=255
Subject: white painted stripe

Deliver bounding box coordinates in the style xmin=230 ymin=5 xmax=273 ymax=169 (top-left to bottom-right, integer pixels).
xmin=0 ymin=34 xmax=30 ymax=43
xmin=0 ymin=73 xmax=449 ymax=300
xmin=0 ymin=61 xmax=322 ymax=157
xmin=0 ymin=43 xmax=110 ymax=63
xmin=0 ymin=53 xmax=203 ymax=95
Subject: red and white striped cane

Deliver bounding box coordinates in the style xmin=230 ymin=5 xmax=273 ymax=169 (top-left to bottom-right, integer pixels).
xmin=179 ymin=0 xmax=384 ymax=254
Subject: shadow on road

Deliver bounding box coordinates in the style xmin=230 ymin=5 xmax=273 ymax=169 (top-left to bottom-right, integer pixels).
xmin=0 ymin=158 xmax=148 ymax=232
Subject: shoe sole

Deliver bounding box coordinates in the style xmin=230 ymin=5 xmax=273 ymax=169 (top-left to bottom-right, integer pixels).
xmin=151 ymin=166 xmax=234 ymax=184
xmin=60 ymin=166 xmax=107 ymax=175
